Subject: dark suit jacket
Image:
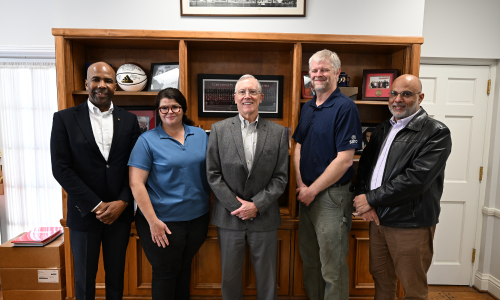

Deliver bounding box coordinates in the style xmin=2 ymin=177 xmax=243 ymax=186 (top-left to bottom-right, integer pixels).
xmin=207 ymin=116 xmax=289 ymax=232
xmin=51 ymin=101 xmax=141 ymax=232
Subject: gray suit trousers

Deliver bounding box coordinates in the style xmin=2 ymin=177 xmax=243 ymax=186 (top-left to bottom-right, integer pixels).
xmin=217 ymin=227 xmax=278 ymax=300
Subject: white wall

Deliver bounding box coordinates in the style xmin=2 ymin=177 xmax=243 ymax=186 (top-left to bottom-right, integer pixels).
xmin=0 ymin=0 xmax=425 ymax=46
xmin=421 ymin=0 xmax=500 ymax=59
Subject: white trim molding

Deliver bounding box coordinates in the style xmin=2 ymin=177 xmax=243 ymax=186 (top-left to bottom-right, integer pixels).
xmin=482 ymin=206 xmax=500 ymax=218
xmin=475 ymin=271 xmax=500 ymax=299
xmin=0 ymin=45 xmax=55 ymax=59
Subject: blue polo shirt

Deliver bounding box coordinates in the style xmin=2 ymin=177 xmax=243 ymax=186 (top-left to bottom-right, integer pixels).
xmin=292 ymin=87 xmax=362 ymax=186
xmin=128 ymin=124 xmax=210 ymax=222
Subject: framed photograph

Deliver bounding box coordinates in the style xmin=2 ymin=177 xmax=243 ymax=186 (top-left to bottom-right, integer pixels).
xmin=124 ymin=107 xmax=158 ymax=133
xmin=301 ymin=71 xmax=315 ymax=99
xmin=147 ymin=63 xmax=179 ymax=91
xmin=180 ymin=0 xmax=306 ymax=17
xmin=355 ymin=123 xmax=379 ymax=155
xmin=198 ymin=74 xmax=283 ymax=118
xmin=362 ymin=69 xmax=398 ymax=100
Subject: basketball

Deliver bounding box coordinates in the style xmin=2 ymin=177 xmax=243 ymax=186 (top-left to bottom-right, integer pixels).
xmin=116 ymin=63 xmax=147 ymax=92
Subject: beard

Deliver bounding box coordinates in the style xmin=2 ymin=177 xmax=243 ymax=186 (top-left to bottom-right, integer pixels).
xmin=312 ymin=76 xmax=336 ymax=93
xmin=389 ymin=100 xmax=419 ymax=120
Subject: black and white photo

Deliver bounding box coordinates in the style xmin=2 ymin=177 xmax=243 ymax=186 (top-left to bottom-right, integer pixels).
xmin=181 ymin=0 xmax=305 ymax=17
xmin=147 ymin=63 xmax=179 ymax=91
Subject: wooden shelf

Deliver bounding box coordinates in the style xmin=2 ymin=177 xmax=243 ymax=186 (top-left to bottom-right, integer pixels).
xmin=354 ymin=100 xmax=389 ymax=105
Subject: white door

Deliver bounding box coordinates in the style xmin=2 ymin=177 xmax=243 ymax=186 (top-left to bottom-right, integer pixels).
xmin=419 ymin=64 xmax=490 ymax=285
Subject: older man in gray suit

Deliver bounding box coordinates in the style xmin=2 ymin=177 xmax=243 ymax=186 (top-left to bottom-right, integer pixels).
xmin=207 ymin=74 xmax=288 ymax=300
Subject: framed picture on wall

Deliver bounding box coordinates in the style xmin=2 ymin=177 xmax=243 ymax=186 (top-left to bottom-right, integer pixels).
xmin=361 ymin=69 xmax=398 ymax=100
xmin=301 ymin=71 xmax=315 ymax=99
xmin=124 ymin=107 xmax=158 ymax=133
xmin=147 ymin=63 xmax=179 ymax=91
xmin=197 ymin=74 xmax=283 ymax=118
xmin=180 ymin=0 xmax=306 ymax=17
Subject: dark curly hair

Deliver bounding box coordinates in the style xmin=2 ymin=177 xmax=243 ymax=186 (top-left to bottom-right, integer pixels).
xmin=155 ymin=88 xmax=195 ymax=126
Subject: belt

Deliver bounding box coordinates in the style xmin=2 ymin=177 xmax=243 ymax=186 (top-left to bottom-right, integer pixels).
xmin=330 ymin=180 xmax=351 ymax=188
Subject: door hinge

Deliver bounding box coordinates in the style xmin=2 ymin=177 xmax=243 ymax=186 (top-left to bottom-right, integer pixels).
xmin=479 ymin=167 xmax=483 ymax=181
xmin=472 ymin=248 xmax=476 ymax=262
xmin=487 ymin=80 xmax=491 ymax=95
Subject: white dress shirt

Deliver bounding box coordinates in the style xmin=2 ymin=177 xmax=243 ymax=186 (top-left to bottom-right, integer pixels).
xmin=370 ymin=109 xmax=420 ymax=191
xmin=88 ymin=99 xmax=114 ymax=211
xmin=239 ymin=114 xmax=259 ymax=173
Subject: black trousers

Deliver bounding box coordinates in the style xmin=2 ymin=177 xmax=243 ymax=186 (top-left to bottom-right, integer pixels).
xmin=70 ymin=221 xmax=131 ymax=300
xmin=135 ymin=211 xmax=209 ymax=300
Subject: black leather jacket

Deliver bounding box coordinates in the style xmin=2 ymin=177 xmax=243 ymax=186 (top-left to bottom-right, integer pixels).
xmin=356 ymin=108 xmax=452 ymax=228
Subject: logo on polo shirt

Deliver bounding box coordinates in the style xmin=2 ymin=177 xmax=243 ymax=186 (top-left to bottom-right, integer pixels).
xmin=349 ymin=135 xmax=358 ymax=144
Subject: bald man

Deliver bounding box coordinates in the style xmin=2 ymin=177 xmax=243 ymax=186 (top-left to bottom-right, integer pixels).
xmin=353 ymin=74 xmax=452 ymax=300
xmin=51 ymin=62 xmax=141 ymax=300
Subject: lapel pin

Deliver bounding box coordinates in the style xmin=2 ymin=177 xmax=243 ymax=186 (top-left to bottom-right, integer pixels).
xmin=118 ymin=118 xmax=121 ymax=121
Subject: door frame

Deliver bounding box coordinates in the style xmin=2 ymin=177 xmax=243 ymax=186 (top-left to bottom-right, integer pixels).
xmin=420 ymin=58 xmax=497 ymax=286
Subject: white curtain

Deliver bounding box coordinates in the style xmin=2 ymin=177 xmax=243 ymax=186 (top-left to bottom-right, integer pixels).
xmin=0 ymin=62 xmax=62 ymax=241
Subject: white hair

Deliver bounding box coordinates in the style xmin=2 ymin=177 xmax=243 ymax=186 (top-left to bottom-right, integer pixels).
xmin=234 ymin=74 xmax=262 ymax=93
xmin=309 ymin=49 xmax=341 ymax=73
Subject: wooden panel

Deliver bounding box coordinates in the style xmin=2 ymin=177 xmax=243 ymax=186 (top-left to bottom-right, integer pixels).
xmin=63 ymin=227 xmax=75 ymax=298
xmin=410 ymin=44 xmax=422 ymax=76
xmin=52 ymin=28 xmax=424 ymax=46
xmin=357 ymin=104 xmax=392 ymax=124
xmin=128 ymin=230 xmax=153 ymax=296
xmin=191 ymin=228 xmax=222 ymax=295
xmin=191 ymin=229 xmax=292 ymax=296
xmin=187 ymin=48 xmax=293 ymax=130
xmin=292 ymin=229 xmax=307 ymax=296
xmin=187 ymin=40 xmax=295 ymax=52
xmin=348 ymin=229 xmax=375 ymax=296
xmin=243 ymin=230 xmax=291 ymax=296
xmin=72 ymin=42 xmax=86 ymax=91
xmin=302 ymin=43 xmax=408 ymax=55
xmin=391 ymin=48 xmax=407 ymax=75
xmin=179 ymin=40 xmax=189 ymax=102
xmin=289 ymin=43 xmax=302 ymax=219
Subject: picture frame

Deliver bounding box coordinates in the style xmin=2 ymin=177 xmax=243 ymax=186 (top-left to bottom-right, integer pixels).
xmin=180 ymin=0 xmax=306 ymax=17
xmin=301 ymin=71 xmax=315 ymax=99
xmin=355 ymin=123 xmax=379 ymax=155
xmin=198 ymin=74 xmax=283 ymax=118
xmin=147 ymin=63 xmax=179 ymax=91
xmin=361 ymin=69 xmax=398 ymax=100
xmin=123 ymin=107 xmax=158 ymax=133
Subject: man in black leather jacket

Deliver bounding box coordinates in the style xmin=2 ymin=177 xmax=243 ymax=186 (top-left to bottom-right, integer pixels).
xmin=353 ymin=74 xmax=452 ymax=300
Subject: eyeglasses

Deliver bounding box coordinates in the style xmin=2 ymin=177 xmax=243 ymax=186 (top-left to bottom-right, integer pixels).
xmin=236 ymin=89 xmax=260 ymax=97
xmin=389 ymin=91 xmax=421 ymax=99
xmin=158 ymin=106 xmax=182 ymax=113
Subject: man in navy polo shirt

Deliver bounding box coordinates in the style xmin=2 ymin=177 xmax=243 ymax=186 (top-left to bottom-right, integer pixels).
xmin=292 ymin=49 xmax=362 ymax=300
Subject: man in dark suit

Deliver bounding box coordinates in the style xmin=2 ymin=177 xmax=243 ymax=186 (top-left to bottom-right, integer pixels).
xmin=51 ymin=62 xmax=141 ymax=300
xmin=206 ymin=74 xmax=288 ymax=300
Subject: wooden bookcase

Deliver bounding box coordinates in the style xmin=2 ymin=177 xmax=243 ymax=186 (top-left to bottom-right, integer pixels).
xmin=53 ymin=28 xmax=422 ymax=299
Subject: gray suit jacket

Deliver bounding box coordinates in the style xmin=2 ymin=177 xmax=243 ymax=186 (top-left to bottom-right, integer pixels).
xmin=207 ymin=115 xmax=289 ymax=231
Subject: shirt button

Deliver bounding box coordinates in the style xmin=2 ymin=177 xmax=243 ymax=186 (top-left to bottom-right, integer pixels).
xmin=106 ymin=165 xmax=110 ymax=168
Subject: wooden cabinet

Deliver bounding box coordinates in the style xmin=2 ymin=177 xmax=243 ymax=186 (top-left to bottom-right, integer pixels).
xmin=53 ymin=28 xmax=422 ymax=299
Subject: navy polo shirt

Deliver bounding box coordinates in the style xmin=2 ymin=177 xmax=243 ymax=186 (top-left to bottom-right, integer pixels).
xmin=128 ymin=124 xmax=210 ymax=222
xmin=292 ymin=87 xmax=362 ymax=186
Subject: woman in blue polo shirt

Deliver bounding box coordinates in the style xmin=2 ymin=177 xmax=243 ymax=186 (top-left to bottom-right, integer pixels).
xmin=128 ymin=88 xmax=209 ymax=300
